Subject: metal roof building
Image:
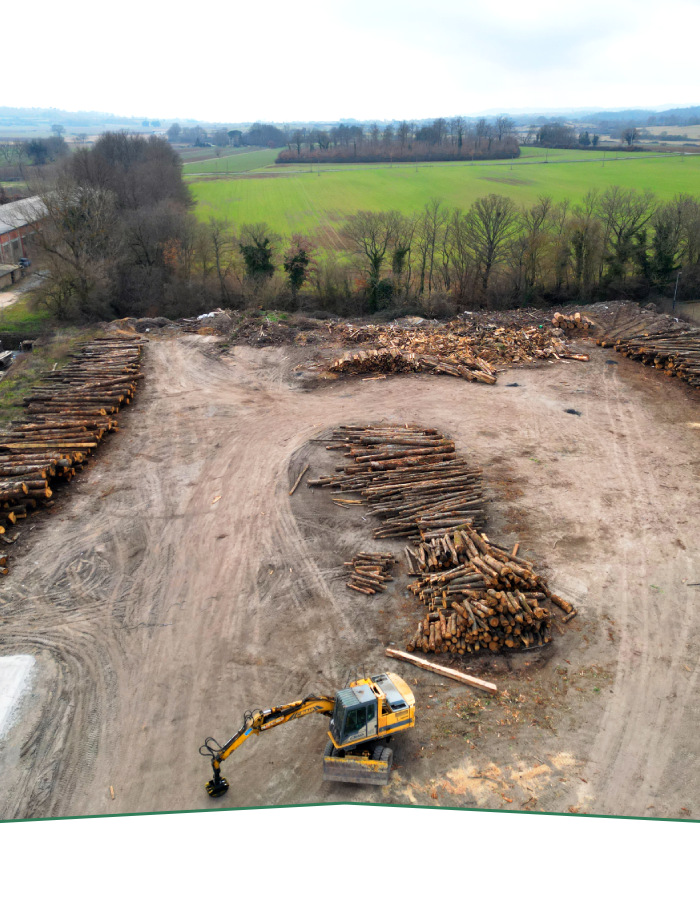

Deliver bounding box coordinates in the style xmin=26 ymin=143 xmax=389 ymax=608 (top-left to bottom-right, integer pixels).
xmin=0 ymin=196 xmax=46 ymax=264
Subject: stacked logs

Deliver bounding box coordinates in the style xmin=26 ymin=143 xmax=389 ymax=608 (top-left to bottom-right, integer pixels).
xmin=0 ymin=336 xmax=144 ymax=558
xmin=345 ymin=552 xmax=396 ymax=595
xmin=405 ymin=523 xmax=576 ymax=655
xmin=330 ymin=348 xmax=497 ymax=384
xmin=605 ymin=330 xmax=700 ymax=388
xmin=552 ymin=311 xmax=595 ymax=331
xmin=312 ymin=422 xmax=577 ymax=657
xmin=308 ymin=424 xmax=486 ymax=540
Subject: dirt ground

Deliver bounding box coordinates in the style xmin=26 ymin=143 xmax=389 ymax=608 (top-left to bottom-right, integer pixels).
xmin=0 ymin=333 xmax=699 ymax=821
xmin=0 ymin=273 xmax=42 ymax=311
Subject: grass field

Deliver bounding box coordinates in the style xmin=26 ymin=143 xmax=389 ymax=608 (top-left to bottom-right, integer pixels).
xmin=182 ymin=148 xmax=278 ymax=174
xmin=188 ymin=148 xmax=700 ymax=244
xmin=0 ymin=294 xmax=53 ymax=334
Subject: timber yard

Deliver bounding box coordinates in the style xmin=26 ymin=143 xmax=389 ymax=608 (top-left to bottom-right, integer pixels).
xmin=0 ymin=300 xmax=698 ymax=820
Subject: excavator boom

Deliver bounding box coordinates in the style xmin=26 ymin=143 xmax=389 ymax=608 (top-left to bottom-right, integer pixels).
xmin=200 ymin=695 xmax=334 ymax=797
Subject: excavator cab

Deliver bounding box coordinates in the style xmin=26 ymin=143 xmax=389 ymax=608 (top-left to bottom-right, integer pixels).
xmin=329 ymin=683 xmax=378 ymax=747
xmin=323 ymin=672 xmax=415 ymax=786
xmin=328 ymin=673 xmax=414 ymax=750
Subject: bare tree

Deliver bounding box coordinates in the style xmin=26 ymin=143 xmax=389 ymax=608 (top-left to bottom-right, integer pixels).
xmin=390 ymin=214 xmax=417 ymax=300
xmin=432 ymin=118 xmax=448 ymax=146
xmin=595 ymin=187 xmax=656 ymax=281
xmin=206 ymin=218 xmax=238 ymax=304
xmin=415 ymin=199 xmax=449 ymax=298
xmin=495 ymin=115 xmax=516 ymax=142
xmin=343 ymin=210 xmax=400 ymax=308
xmin=32 ymin=177 xmax=118 ymax=318
xmin=567 ymin=191 xmax=603 ymax=300
xmin=475 ymin=118 xmax=489 ymax=147
xmin=451 ymin=117 xmax=465 ymax=149
xmin=509 ymin=196 xmax=553 ymax=299
xmin=397 ymin=121 xmax=411 ymax=148
xmin=464 ymin=194 xmax=520 ymax=294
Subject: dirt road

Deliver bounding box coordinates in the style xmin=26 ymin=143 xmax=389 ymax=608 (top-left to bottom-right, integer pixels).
xmin=0 ymin=336 xmax=698 ymax=820
xmin=0 ymin=273 xmax=42 ymax=311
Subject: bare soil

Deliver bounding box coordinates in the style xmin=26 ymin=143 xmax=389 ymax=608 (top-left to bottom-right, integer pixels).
xmin=0 ymin=334 xmax=699 ymax=820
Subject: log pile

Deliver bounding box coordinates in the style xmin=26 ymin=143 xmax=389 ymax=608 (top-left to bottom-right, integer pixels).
xmin=312 ymin=422 xmax=577 ymax=657
xmin=596 ymin=303 xmax=689 ymax=348
xmin=308 ymin=424 xmax=486 ymax=540
xmin=0 ymin=336 xmax=144 ymax=563
xmin=552 ymin=311 xmax=596 ymax=331
xmin=345 ymin=552 xmax=396 ymax=595
xmin=327 ymin=320 xmax=589 ymax=383
xmin=405 ymin=523 xmax=575 ymax=655
xmin=603 ymin=330 xmax=700 ymax=388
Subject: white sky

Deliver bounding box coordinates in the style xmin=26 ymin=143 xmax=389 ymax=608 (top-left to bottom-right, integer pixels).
xmin=12 ymin=0 xmax=700 ymax=122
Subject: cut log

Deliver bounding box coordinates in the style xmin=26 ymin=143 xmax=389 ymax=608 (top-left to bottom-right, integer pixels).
xmin=385 ymin=648 xmax=498 ymax=694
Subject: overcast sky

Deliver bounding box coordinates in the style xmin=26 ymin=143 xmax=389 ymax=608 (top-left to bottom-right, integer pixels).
xmin=17 ymin=0 xmax=700 ymax=122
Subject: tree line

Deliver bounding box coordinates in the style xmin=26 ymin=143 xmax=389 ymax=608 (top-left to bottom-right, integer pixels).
xmin=278 ymin=117 xmax=519 ymax=163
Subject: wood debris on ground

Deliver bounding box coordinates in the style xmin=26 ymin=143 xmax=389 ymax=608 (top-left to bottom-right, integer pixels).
xmin=0 ymin=336 xmax=145 ymax=571
xmin=326 ymin=319 xmax=589 ymax=383
xmin=312 ymin=422 xmax=576 ymax=658
xmin=596 ymin=302 xmax=689 ymax=347
xmin=345 ymin=552 xmax=396 ymax=595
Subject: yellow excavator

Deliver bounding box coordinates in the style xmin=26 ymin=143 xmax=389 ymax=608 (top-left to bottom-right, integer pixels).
xmin=200 ymin=672 xmax=416 ymax=797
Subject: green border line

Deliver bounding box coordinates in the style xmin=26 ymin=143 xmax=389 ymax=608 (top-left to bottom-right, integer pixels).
xmin=2 ymin=800 xmax=696 ymax=825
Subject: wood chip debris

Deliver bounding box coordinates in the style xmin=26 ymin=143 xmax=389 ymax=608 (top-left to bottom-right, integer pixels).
xmin=327 ymin=320 xmax=589 ymax=383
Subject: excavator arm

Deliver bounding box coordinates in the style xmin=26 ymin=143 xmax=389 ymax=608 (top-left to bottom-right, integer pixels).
xmin=199 ymin=694 xmax=335 ymax=797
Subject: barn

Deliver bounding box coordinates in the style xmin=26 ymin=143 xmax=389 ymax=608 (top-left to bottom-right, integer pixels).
xmin=0 ymin=197 xmax=46 ymax=266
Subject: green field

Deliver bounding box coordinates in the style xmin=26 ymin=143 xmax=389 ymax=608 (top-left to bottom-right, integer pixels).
xmin=188 ymin=148 xmax=700 ymax=245
xmin=182 ymin=148 xmax=279 ymax=174
xmin=0 ymin=294 xmax=53 ymax=334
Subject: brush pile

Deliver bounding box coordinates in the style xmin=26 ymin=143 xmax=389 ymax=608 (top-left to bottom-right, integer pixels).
xmin=330 ymin=347 xmax=497 ymax=382
xmin=308 ymin=424 xmax=486 ymax=540
xmin=405 ymin=523 xmax=575 ymax=655
xmin=596 ymin=303 xmax=689 ymax=347
xmin=327 ymin=320 xmax=588 ymax=382
xmin=345 ymin=552 xmax=396 ymax=595
xmin=0 ymin=336 xmax=144 ymax=559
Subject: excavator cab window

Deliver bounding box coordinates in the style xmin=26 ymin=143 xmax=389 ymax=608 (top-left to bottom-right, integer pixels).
xmin=345 ymin=706 xmax=365 ymax=734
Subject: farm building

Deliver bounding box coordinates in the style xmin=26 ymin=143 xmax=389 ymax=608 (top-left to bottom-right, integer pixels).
xmin=0 ymin=196 xmax=46 ymax=265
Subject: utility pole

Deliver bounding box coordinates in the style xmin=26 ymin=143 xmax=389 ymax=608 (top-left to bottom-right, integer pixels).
xmin=673 ymin=270 xmax=681 ymax=311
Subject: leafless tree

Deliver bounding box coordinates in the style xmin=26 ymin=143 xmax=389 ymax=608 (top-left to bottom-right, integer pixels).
xmin=397 ymin=121 xmax=412 ymax=148
xmin=415 ymin=199 xmax=449 ymax=298
xmin=495 ymin=116 xmax=516 ymax=142
xmin=451 ymin=117 xmax=465 ymax=149
xmin=32 ymin=177 xmax=118 ymax=318
xmin=343 ymin=210 xmax=401 ymax=308
xmin=464 ymin=194 xmax=520 ymax=294
xmin=595 ymin=186 xmax=656 ymax=280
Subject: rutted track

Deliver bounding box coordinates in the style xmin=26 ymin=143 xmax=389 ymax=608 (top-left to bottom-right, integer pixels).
xmin=0 ymin=336 xmax=698 ymax=819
